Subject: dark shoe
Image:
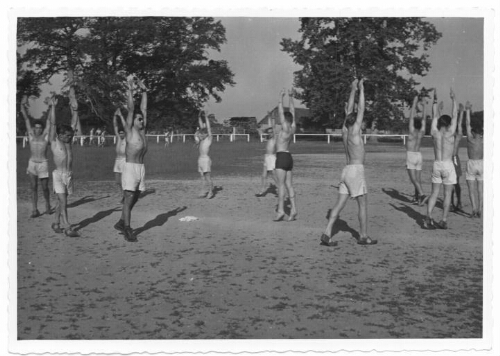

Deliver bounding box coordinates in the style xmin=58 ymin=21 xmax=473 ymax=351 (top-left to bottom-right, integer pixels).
xmin=65 ymin=227 xmax=80 ymax=237
xmin=114 ymin=219 xmax=125 ymax=232
xmin=51 ymin=223 xmax=64 ymax=233
xmin=123 ymin=226 xmax=137 ymax=242
xmin=436 ymin=220 xmax=448 ymax=230
xmin=423 ymin=217 xmax=436 ymax=230
xmin=30 ymin=210 xmax=41 ymax=218
xmin=357 ymin=237 xmax=378 ymax=245
xmin=320 ymin=233 xmax=338 ymax=247
xmin=273 ymin=213 xmax=285 ymax=222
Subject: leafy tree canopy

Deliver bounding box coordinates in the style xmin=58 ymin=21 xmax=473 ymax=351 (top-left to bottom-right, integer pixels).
xmin=281 ymin=17 xmax=441 ymax=131
xmin=17 ymin=17 xmax=235 ymax=132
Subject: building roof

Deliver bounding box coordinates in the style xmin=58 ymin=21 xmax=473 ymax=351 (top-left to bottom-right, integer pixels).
xmin=258 ymin=106 xmax=310 ymax=126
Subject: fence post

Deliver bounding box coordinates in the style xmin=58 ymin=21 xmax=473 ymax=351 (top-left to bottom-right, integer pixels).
xmin=293 ymin=134 xmax=296 ymax=143
xmin=364 ymin=135 xmax=367 ymax=144
xmin=183 ymin=135 xmax=186 ymax=143
xmin=247 ymin=134 xmax=250 ymax=142
xmin=327 ymin=134 xmax=331 ymax=144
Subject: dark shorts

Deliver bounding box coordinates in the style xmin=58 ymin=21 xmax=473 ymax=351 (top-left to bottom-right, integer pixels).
xmin=275 ymin=151 xmax=293 ymax=171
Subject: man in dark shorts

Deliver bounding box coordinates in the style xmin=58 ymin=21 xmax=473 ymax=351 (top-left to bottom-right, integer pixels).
xmin=274 ymin=89 xmax=297 ymax=222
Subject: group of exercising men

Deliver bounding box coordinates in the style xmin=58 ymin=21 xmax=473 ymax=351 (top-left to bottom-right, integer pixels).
xmin=22 ymin=76 xmax=483 ymax=244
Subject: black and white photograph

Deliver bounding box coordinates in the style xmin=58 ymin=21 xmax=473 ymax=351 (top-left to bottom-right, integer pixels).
xmin=4 ymin=2 xmax=499 ymax=356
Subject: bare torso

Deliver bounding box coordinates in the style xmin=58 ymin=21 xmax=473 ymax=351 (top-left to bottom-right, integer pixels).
xmin=265 ymin=136 xmax=276 ymax=155
xmin=116 ymin=137 xmax=126 ymax=159
xmin=467 ymin=134 xmax=483 ymax=160
xmin=276 ymin=124 xmax=294 ymax=152
xmin=29 ymin=133 xmax=49 ymax=162
xmin=51 ymin=138 xmax=73 ymax=172
xmin=343 ymin=124 xmax=365 ymax=165
xmin=199 ymin=136 xmax=212 ymax=157
xmin=126 ymin=128 xmax=148 ymax=163
xmin=432 ymin=128 xmax=455 ymax=161
xmin=406 ymin=129 xmax=425 ymax=152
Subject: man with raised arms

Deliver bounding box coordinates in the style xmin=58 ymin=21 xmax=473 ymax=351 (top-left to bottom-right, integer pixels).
xmin=113 ymin=109 xmax=127 ymax=201
xmin=195 ymin=110 xmax=214 ymax=199
xmin=423 ymin=88 xmax=458 ymax=230
xmin=21 ymin=95 xmax=52 ymax=218
xmin=464 ymin=101 xmax=483 ymax=218
xmin=321 ymin=78 xmax=377 ymax=246
xmin=451 ymin=103 xmax=465 ymax=212
xmin=114 ymin=76 xmax=148 ymax=242
xmin=48 ymin=95 xmax=79 ymax=237
xmin=274 ymin=89 xmax=297 ymax=222
xmin=256 ymin=115 xmax=277 ymax=197
xmin=406 ymin=94 xmax=428 ymax=205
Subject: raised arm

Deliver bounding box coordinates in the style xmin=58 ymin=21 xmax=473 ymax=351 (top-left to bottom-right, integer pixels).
xmin=48 ymin=96 xmax=58 ymax=142
xmin=126 ymin=75 xmax=135 ymax=128
xmin=69 ymin=86 xmax=81 ymax=135
xmin=355 ymin=78 xmax=365 ymax=125
xmin=278 ymin=88 xmax=286 ymax=125
xmin=449 ymin=87 xmax=457 ymax=134
xmin=346 ymin=78 xmax=358 ymax=117
xmin=409 ymin=95 xmax=418 ymax=133
xmin=465 ymin=101 xmax=473 ymax=139
xmin=115 ymin=108 xmax=129 ymax=135
xmin=205 ymin=111 xmax=212 ymax=136
xmin=137 ymin=77 xmax=148 ymax=128
xmin=430 ymin=89 xmax=438 ymax=133
xmin=20 ymin=96 xmax=33 ymax=135
xmin=113 ymin=108 xmax=121 ymax=137
xmin=421 ymin=99 xmax=427 ymax=133
xmin=288 ymin=89 xmax=296 ymax=131
xmin=456 ymin=103 xmax=464 ymax=137
xmin=198 ymin=110 xmax=205 ymax=129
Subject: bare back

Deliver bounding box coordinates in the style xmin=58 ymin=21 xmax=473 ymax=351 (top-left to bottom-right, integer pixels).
xmin=265 ymin=136 xmax=276 ymax=155
xmin=343 ymin=123 xmax=365 ymax=165
xmin=407 ymin=129 xmax=425 ymax=152
xmin=431 ymin=128 xmax=455 ymax=162
xmin=116 ymin=137 xmax=126 ymax=159
xmin=199 ymin=136 xmax=212 ymax=157
xmin=467 ymin=134 xmax=483 ymax=160
xmin=276 ymin=123 xmax=295 ymax=152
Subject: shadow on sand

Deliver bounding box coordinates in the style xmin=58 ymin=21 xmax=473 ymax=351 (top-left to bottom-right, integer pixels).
xmin=325 ymin=209 xmax=360 ymax=240
xmin=389 ymin=203 xmax=426 ymax=228
xmin=68 ymin=195 xmax=110 ymax=208
xmin=74 ymin=207 xmax=121 ymax=231
xmin=134 ymin=206 xmax=187 ymax=236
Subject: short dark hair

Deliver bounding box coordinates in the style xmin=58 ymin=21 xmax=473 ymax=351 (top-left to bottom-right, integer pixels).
xmin=32 ymin=120 xmax=45 ymax=130
xmin=284 ymin=111 xmax=293 ymax=124
xmin=56 ymin=124 xmax=74 ymax=136
xmin=471 ymin=117 xmax=484 ymax=135
xmin=437 ymin=115 xmax=451 ymax=130
xmin=413 ymin=118 xmax=423 ymax=130
xmin=345 ymin=112 xmax=356 ymax=127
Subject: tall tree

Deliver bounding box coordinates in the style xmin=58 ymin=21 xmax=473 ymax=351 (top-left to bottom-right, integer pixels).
xmin=17 ymin=17 xmax=235 ymax=130
xmin=281 ymin=18 xmax=441 ymax=130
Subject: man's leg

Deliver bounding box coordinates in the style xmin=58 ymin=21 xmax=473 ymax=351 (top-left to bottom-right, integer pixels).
xmin=439 ymin=184 xmax=454 ymax=226
xmin=29 ymin=174 xmax=39 ymax=216
xmin=407 ymin=169 xmax=419 ymax=202
xmin=258 ymin=164 xmax=267 ymax=195
xmin=40 ymin=178 xmax=51 ymax=214
xmin=274 ymin=168 xmax=287 ymax=220
xmin=323 ymin=193 xmax=349 ymax=238
xmin=285 ymin=171 xmax=297 ymax=221
xmin=114 ymin=172 xmax=123 ymax=202
xmin=425 ymin=183 xmax=441 ymax=228
xmin=121 ymin=190 xmax=136 ymax=227
xmin=205 ymin=173 xmax=214 ymax=198
xmin=198 ymin=172 xmax=207 ymax=197
xmin=356 ymin=194 xmax=368 ymax=238
xmin=467 ymin=179 xmax=478 ymax=216
xmin=57 ymin=193 xmax=70 ymax=227
xmin=454 ymin=177 xmax=462 ymax=210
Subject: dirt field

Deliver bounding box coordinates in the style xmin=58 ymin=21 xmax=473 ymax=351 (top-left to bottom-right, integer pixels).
xmin=16 ymin=145 xmax=483 ymax=343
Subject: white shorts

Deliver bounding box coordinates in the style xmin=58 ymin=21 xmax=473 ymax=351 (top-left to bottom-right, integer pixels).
xmin=466 ymin=159 xmax=483 ymax=181
xmin=27 ymin=159 xmax=49 ymax=179
xmin=113 ymin=158 xmax=126 ymax=173
xmin=53 ymin=170 xmax=74 ymax=195
xmin=264 ymin=154 xmax=276 ymax=171
xmin=406 ymin=151 xmax=423 ymax=171
xmin=122 ymin=162 xmax=146 ymax=191
xmin=338 ymin=164 xmax=367 ymax=198
xmin=198 ymin=156 xmax=212 ymax=173
xmin=431 ymin=160 xmax=457 ymax=185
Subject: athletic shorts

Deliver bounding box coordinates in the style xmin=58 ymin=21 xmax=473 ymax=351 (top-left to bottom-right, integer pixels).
xmin=466 ymin=159 xmax=483 ymax=181
xmin=338 ymin=164 xmax=367 ymax=198
xmin=453 ymin=155 xmax=462 ymax=178
xmin=431 ymin=160 xmax=457 ymax=185
xmin=264 ymin=154 xmax=276 ymax=171
xmin=53 ymin=170 xmax=74 ymax=195
xmin=275 ymin=151 xmax=293 ymax=171
xmin=406 ymin=151 xmax=423 ymax=171
xmin=113 ymin=158 xmax=126 ymax=173
xmin=27 ymin=159 xmax=49 ymax=178
xmin=122 ymin=162 xmax=146 ymax=191
xmin=198 ymin=156 xmax=212 ymax=173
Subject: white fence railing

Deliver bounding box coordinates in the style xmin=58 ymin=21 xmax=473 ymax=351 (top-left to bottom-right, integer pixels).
xmin=260 ymin=133 xmax=412 ymax=145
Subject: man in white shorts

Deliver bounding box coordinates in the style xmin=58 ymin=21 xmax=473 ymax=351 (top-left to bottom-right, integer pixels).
xmin=424 ymin=88 xmax=458 ymax=230
xmin=196 ymin=110 xmax=214 ymax=199
xmin=451 ymin=103 xmax=465 ymax=211
xmin=406 ymin=94 xmax=428 ymax=205
xmin=20 ymin=95 xmax=52 ymax=218
xmin=321 ymin=78 xmax=377 ymax=246
xmin=256 ymin=116 xmax=277 ymax=197
xmin=114 ymin=75 xmax=148 ymax=242
xmin=113 ymin=109 xmax=127 ymax=200
xmin=464 ymin=102 xmax=483 ymax=218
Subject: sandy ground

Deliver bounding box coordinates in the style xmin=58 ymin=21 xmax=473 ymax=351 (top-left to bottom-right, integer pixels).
xmin=16 ymin=147 xmax=483 ymax=340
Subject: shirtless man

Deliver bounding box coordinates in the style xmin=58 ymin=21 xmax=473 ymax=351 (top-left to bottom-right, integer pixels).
xmin=451 ymin=103 xmax=465 ymax=212
xmin=406 ymin=94 xmax=428 ymax=205
xmin=195 ymin=110 xmax=214 ymax=199
xmin=256 ymin=116 xmax=277 ymax=197
xmin=321 ymin=78 xmax=377 ymax=246
xmin=48 ymin=95 xmax=79 ymax=237
xmin=274 ymin=89 xmax=297 ymax=222
xmin=114 ymin=76 xmax=148 ymax=242
xmin=113 ymin=109 xmax=127 ymax=200
xmin=20 ymin=95 xmax=51 ymax=217
xmin=464 ymin=101 xmax=483 ymax=218
xmin=164 ymin=127 xmax=172 ymax=147
xmin=423 ymin=88 xmax=458 ymax=230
